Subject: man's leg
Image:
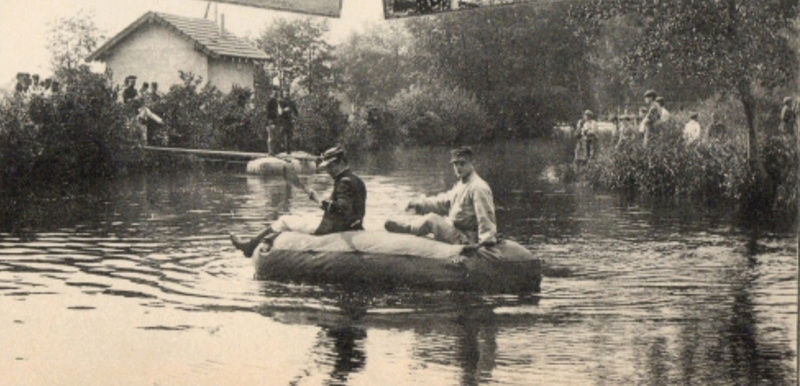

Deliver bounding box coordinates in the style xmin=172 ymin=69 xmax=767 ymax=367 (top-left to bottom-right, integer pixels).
xmin=230 ymin=215 xmax=318 ymax=258
xmin=385 ymin=213 xmax=466 ymax=244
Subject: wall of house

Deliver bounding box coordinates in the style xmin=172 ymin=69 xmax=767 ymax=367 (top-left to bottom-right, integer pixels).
xmin=207 ymin=58 xmax=255 ymax=93
xmin=104 ymin=23 xmax=208 ymax=91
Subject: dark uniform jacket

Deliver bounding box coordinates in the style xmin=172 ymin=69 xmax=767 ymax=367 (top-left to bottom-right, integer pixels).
xmin=314 ymin=169 xmax=367 ymax=235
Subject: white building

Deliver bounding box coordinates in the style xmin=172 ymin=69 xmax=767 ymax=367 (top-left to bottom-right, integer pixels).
xmin=87 ymin=12 xmax=268 ymax=93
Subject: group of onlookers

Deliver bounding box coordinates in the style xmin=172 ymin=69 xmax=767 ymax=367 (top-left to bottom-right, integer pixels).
xmin=573 ymin=89 xmax=798 ymax=165
xmin=14 ymin=73 xmax=59 ymax=98
xmin=121 ymin=75 xmax=160 ymax=106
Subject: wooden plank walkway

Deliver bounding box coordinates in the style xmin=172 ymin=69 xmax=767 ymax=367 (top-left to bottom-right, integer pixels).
xmin=143 ymin=146 xmax=318 ymax=161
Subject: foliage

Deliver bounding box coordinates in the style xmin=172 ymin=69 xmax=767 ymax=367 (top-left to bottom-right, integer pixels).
xmin=405 ymin=2 xmax=592 ymax=137
xmin=47 ymin=10 xmax=105 ymax=73
xmin=335 ymin=24 xmax=417 ymax=110
xmin=570 ymin=0 xmax=799 ymax=160
xmin=582 ymin=120 xmax=797 ymax=221
xmin=293 ymin=92 xmax=347 ymax=154
xmin=255 ymin=17 xmax=334 ymax=97
xmin=0 ymin=67 xmax=142 ymax=192
xmin=388 ymin=82 xmax=491 ymax=146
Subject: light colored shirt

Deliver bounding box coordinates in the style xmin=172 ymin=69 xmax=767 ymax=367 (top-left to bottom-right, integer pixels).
xmin=416 ymin=172 xmax=497 ymax=244
xmin=683 ymin=119 xmax=701 ymax=142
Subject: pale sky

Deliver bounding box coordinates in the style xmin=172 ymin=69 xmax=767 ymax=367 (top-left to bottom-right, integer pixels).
xmin=0 ymin=0 xmax=385 ymax=85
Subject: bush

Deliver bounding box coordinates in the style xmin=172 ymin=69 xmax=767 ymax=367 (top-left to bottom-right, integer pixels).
xmin=582 ymin=118 xmax=796 ymax=222
xmin=0 ymin=67 xmax=143 ymax=192
xmin=388 ymin=82 xmax=492 ymax=146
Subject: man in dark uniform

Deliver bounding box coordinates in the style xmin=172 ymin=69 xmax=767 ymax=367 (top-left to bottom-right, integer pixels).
xmin=122 ymin=76 xmax=138 ymax=103
xmin=230 ymin=145 xmax=367 ymax=257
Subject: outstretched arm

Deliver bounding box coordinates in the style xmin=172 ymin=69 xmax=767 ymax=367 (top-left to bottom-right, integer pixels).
xmin=409 ymin=188 xmax=453 ymax=215
xmin=473 ymin=186 xmax=497 ymax=245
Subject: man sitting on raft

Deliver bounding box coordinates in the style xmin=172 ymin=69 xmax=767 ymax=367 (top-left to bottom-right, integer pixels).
xmin=384 ymin=146 xmax=497 ymax=249
xmin=231 ymin=146 xmax=367 ymax=257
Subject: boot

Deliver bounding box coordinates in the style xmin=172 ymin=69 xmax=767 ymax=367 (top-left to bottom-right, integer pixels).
xmin=230 ymin=234 xmax=261 ymax=258
xmin=384 ymin=219 xmax=413 ymax=234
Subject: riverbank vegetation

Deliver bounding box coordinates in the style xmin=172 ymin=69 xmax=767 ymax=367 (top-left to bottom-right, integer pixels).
xmin=1 ymin=2 xmax=797 ymax=222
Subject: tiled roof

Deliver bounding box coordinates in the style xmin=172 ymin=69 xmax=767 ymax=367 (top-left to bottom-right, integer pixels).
xmin=87 ymin=11 xmax=269 ymax=62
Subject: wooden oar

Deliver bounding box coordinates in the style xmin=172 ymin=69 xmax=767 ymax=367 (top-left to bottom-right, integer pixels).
xmin=283 ymin=164 xmax=321 ymax=204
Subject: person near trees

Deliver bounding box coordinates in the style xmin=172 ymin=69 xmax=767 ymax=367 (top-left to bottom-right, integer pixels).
xmin=139 ymin=82 xmax=149 ymax=98
xmin=122 ymin=76 xmax=138 ymax=104
xmin=574 ymin=110 xmax=598 ymax=165
xmin=265 ymin=89 xmax=280 ymax=154
xmin=642 ymin=90 xmax=661 ymax=146
xmin=779 ymin=97 xmax=796 ymax=136
xmin=279 ymin=97 xmax=298 ymax=153
xmin=683 ymin=112 xmax=701 ymax=143
xmin=384 ymin=146 xmax=497 ymax=249
xmin=230 ymin=146 xmax=367 ymax=257
xmin=655 ymin=96 xmax=670 ymax=122
xmin=706 ymin=112 xmax=726 ymax=141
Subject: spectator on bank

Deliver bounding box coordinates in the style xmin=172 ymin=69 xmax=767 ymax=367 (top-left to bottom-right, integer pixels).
xmin=574 ymin=109 xmax=598 ymax=166
xmin=122 ymin=76 xmax=138 ymax=103
xmin=15 ymin=73 xmax=30 ymax=95
xmin=140 ymin=82 xmax=149 ymax=98
xmin=683 ymin=112 xmax=701 ymax=143
xmin=642 ymin=90 xmax=661 ymax=146
xmin=29 ymin=74 xmax=44 ymax=96
xmin=705 ymin=112 xmax=726 ymax=141
xmin=279 ymin=97 xmax=298 ymax=153
xmin=779 ymin=97 xmax=796 ymax=136
xmin=655 ymin=96 xmax=670 ymax=122
xmin=150 ymin=82 xmax=160 ymax=98
xmin=265 ymin=89 xmax=280 ymax=154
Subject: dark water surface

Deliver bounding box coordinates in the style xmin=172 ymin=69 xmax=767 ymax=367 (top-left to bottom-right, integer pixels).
xmin=2 ymin=141 xmax=796 ymax=385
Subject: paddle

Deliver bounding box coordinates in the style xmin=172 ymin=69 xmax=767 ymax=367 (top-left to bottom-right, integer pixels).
xmin=283 ymin=163 xmax=321 ymax=204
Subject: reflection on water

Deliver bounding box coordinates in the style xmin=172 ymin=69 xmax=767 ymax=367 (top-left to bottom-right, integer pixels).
xmin=0 ymin=140 xmax=796 ymax=385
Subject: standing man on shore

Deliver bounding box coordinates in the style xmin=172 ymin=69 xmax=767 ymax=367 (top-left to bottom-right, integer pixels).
xmin=642 ymin=90 xmax=661 ymax=146
xmin=384 ymin=146 xmax=497 ymax=248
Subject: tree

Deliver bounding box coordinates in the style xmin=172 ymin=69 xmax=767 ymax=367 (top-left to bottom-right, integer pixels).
xmin=255 ymin=17 xmax=334 ymax=97
xmin=571 ymin=0 xmax=799 ymax=163
xmin=335 ymin=24 xmax=416 ymax=111
xmin=405 ymin=2 xmax=593 ymax=138
xmin=47 ymin=10 xmax=105 ymax=74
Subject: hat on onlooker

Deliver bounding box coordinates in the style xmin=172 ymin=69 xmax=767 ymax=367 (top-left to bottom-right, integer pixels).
xmin=450 ymin=146 xmax=474 ymax=164
xmin=690 ymin=112 xmax=699 ymax=119
xmin=784 ymin=96 xmax=793 ymax=104
xmin=583 ymin=109 xmax=595 ymax=118
xmin=318 ymin=145 xmax=346 ymax=168
xmin=655 ymin=96 xmax=665 ymax=104
xmin=644 ymin=89 xmax=657 ymax=98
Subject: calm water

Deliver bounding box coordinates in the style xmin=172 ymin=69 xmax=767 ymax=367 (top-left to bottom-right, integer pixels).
xmin=1 ymin=141 xmax=796 ymax=385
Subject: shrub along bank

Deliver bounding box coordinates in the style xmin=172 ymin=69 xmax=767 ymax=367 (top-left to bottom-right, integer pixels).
xmin=581 ymin=120 xmax=797 ymax=224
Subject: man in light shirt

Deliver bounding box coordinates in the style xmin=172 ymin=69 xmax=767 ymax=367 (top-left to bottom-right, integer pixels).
xmin=384 ymin=146 xmax=497 ymax=248
xmin=683 ymin=112 xmax=701 ymax=143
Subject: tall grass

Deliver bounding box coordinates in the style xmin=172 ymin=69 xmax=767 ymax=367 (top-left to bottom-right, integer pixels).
xmin=582 ymin=119 xmax=797 ymax=224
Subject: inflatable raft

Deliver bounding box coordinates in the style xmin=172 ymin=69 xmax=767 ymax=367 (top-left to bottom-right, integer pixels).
xmin=255 ymin=231 xmax=542 ymax=293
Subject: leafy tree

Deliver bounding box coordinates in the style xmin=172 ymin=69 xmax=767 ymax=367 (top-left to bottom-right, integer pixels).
xmin=47 ymin=10 xmax=105 ymax=74
xmin=255 ymin=17 xmax=334 ymax=97
xmin=570 ymin=0 xmax=799 ymax=162
xmin=335 ymin=24 xmax=416 ymax=111
xmin=405 ymin=2 xmax=593 ymax=138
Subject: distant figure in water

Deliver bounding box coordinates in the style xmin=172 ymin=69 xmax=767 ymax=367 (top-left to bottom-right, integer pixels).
xmin=384 ymin=146 xmax=497 ymax=249
xmin=230 ymin=146 xmax=367 ymax=257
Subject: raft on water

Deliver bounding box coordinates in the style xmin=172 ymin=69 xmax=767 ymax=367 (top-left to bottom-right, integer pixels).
xmin=255 ymin=231 xmax=543 ymax=293
xmin=246 ymin=151 xmax=318 ymax=176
